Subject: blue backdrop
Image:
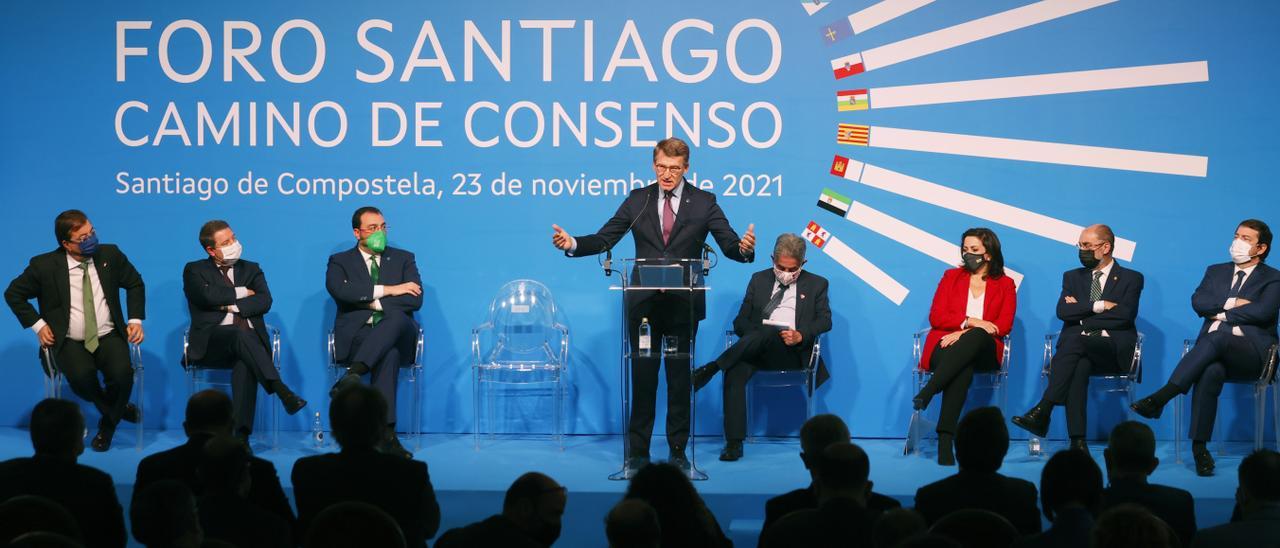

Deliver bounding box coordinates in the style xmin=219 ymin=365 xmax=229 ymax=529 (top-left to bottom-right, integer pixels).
xmin=1 ymin=0 xmax=1276 ymax=441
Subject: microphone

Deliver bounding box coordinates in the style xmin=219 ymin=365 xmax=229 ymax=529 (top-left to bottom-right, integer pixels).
xmin=701 ymin=243 xmax=716 ymax=276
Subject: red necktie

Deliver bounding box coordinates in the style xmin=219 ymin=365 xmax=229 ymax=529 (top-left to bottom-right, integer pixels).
xmin=662 ymin=191 xmax=676 ymax=244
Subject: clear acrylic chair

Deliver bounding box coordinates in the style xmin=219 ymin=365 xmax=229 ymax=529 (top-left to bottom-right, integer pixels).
xmin=904 ymin=328 xmax=1012 ymax=456
xmin=1027 ymin=331 xmax=1144 ymax=456
xmin=471 ymin=280 xmax=569 ymax=450
xmin=722 ymin=330 xmax=824 ymax=442
xmin=41 ymin=342 xmax=145 ymax=450
xmin=325 ymin=328 xmax=426 ymax=450
xmin=182 ymin=325 xmax=282 ymax=451
xmin=1173 ymin=340 xmax=1280 ymax=463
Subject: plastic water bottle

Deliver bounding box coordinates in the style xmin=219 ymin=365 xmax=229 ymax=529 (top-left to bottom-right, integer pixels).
xmin=312 ymin=412 xmax=325 ymax=449
xmin=638 ymin=317 xmax=652 ymax=357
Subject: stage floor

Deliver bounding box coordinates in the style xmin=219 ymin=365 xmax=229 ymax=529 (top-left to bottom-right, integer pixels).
xmin=0 ymin=428 xmax=1249 ymax=547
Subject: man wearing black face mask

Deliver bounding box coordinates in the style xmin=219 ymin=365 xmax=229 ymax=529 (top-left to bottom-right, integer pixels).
xmin=1012 ymin=224 xmax=1144 ymax=451
xmin=5 ymin=209 xmax=146 ymax=452
xmin=436 ymin=472 xmax=568 ymax=548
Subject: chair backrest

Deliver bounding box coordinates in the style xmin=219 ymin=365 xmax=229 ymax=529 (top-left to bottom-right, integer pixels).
xmin=480 ymin=280 xmax=565 ymax=364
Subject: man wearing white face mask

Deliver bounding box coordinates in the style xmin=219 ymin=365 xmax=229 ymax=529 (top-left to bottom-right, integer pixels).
xmin=691 ymin=233 xmax=832 ymax=461
xmin=183 ymin=220 xmax=306 ymax=440
xmin=1132 ymin=219 xmax=1280 ymax=476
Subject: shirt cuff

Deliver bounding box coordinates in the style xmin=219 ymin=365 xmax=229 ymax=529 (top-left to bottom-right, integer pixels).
xmin=1092 ymin=301 xmax=1106 ymax=314
xmin=1224 ymin=297 xmax=1238 ymax=310
xmin=567 ymin=237 xmax=578 ymax=255
xmin=371 ymin=299 xmax=383 ymax=311
xmin=372 ymin=285 xmax=385 ymax=300
xmin=234 ymin=287 xmax=249 ymax=299
xmin=1214 ymin=312 xmax=1228 ymax=321
xmin=226 ymin=304 xmax=241 ymax=313
xmin=128 ymin=319 xmax=143 ymax=325
xmin=30 ymin=319 xmax=47 ymax=334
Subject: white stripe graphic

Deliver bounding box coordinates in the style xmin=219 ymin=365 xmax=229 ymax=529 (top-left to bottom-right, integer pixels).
xmin=822 ymin=235 xmax=911 ymax=305
xmin=849 ymin=0 xmax=935 ymax=34
xmin=856 ymin=0 xmax=1117 ymax=72
xmin=835 ymin=160 xmax=1138 ymax=260
xmin=843 ymin=201 xmax=1025 ymax=289
xmin=870 ymin=61 xmax=1210 ymax=109
xmin=868 ymin=126 xmax=1209 ymax=177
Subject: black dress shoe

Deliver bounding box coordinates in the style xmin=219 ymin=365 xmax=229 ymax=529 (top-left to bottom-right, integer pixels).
xmin=329 ymin=371 xmax=362 ymax=398
xmin=668 ymin=451 xmax=691 ymax=471
xmin=1069 ymin=438 xmax=1089 ymax=452
xmin=1130 ymin=396 xmax=1165 ymax=419
xmin=121 ymin=403 xmax=141 ymax=424
xmin=280 ymin=392 xmax=307 ymax=415
xmin=692 ymin=364 xmax=719 ymax=392
xmin=90 ymin=428 xmax=115 ymax=452
xmin=380 ymin=434 xmax=413 ymax=459
xmin=1011 ymin=405 xmax=1052 ymax=438
xmin=1193 ymin=446 xmax=1215 ymax=477
xmin=719 ymin=441 xmax=743 ymax=461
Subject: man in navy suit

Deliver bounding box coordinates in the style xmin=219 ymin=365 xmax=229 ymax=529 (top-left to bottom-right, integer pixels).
xmin=551 ymin=137 xmax=756 ymax=470
xmin=1133 ymin=219 xmax=1279 ymax=476
xmin=1013 ymin=224 xmax=1144 ymax=450
xmin=691 ymin=233 xmax=832 ymax=461
xmin=182 ymin=220 xmax=305 ymax=439
xmin=327 ymin=206 xmax=423 ymax=458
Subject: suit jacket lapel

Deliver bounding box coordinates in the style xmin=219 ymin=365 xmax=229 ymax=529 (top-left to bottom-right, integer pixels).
xmin=347 ymin=247 xmax=374 ymax=285
xmin=795 ymin=272 xmax=810 ymax=331
xmin=1100 ymin=265 xmax=1122 ymax=301
xmin=53 ymin=250 xmax=71 ymax=315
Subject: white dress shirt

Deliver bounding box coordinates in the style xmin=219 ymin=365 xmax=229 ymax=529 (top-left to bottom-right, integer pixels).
xmin=1088 ymin=260 xmax=1115 ymax=337
xmin=216 ymin=264 xmax=253 ymax=328
xmin=29 ymin=255 xmax=142 ymax=339
xmin=766 ymin=279 xmax=798 ymax=329
xmin=1209 ymin=264 xmax=1257 ymax=337
xmin=965 ymin=290 xmax=985 ymax=322
xmin=358 ymin=248 xmax=385 ymax=324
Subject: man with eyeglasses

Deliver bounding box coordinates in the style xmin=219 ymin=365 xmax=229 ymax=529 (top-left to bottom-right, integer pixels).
xmin=1011 ymin=224 xmax=1144 ymax=452
xmin=550 ymin=137 xmax=756 ymax=471
xmin=326 ymin=206 xmax=422 ymax=458
xmin=4 ymin=209 xmax=146 ymax=452
xmin=690 ymin=233 xmax=831 ymax=461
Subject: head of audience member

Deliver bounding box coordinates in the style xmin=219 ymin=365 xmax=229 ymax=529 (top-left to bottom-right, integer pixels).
xmin=625 ymin=463 xmax=718 ymax=547
xmin=652 ymin=137 xmax=690 ymax=192
xmin=303 ymin=501 xmax=406 ymax=548
xmin=873 ymin=508 xmax=927 ymax=548
xmin=28 ymin=399 xmax=84 ymax=461
xmin=813 ymin=442 xmax=872 ymax=506
xmin=1078 ymin=224 xmax=1115 ymax=270
xmin=198 ymin=220 xmax=241 ymax=266
xmin=6 ymin=531 xmax=84 ymax=548
xmin=54 ymin=209 xmax=96 ymax=261
xmin=1091 ymin=504 xmax=1175 ymax=548
xmin=183 ymin=390 xmax=235 ymax=440
xmin=330 ymin=384 xmax=388 ymax=451
xmin=0 ymin=496 xmax=82 ymax=545
xmin=1233 ymin=218 xmax=1272 ymax=267
xmin=502 ymin=472 xmax=567 ymax=547
xmin=929 ymin=509 xmax=1019 ymax=548
xmin=799 ymin=414 xmax=851 ymax=480
xmin=351 ymin=206 xmax=387 ymax=254
xmin=198 ymin=435 xmax=252 ymax=498
xmin=130 ymin=480 xmax=203 ymax=548
xmin=1039 ymin=449 xmax=1103 ymax=522
xmin=1237 ymin=449 xmax=1280 ymax=517
xmin=1103 ymin=421 xmax=1159 ymax=483
xmin=954 ymin=407 xmax=1009 ymax=474
xmin=605 ymin=499 xmax=660 ymax=548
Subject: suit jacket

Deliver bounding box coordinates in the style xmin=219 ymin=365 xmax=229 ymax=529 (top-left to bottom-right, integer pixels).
xmin=435 ymin=515 xmax=544 ymax=548
xmin=182 ymin=258 xmax=273 ymax=362
xmin=1191 ymin=262 xmax=1280 ymax=359
xmin=921 ymin=268 xmax=1017 ymax=370
xmin=1010 ymin=507 xmax=1093 ymax=548
xmin=292 ymin=448 xmax=441 ymax=547
xmin=198 ymin=492 xmax=292 ymax=548
xmin=733 ymin=269 xmax=832 ymax=385
xmin=0 ymin=455 xmax=127 ymax=548
xmin=567 ymin=181 xmax=753 ymax=321
xmin=1192 ymin=502 xmax=1280 ymax=548
xmin=4 ymin=245 xmax=145 ymax=354
xmin=760 ymin=497 xmax=878 ymax=548
xmin=760 ymin=485 xmax=901 ymax=548
xmin=132 ymin=433 xmax=296 ymax=533
xmin=325 ymin=245 xmax=422 ymax=362
xmin=1101 ymin=477 xmax=1196 ymax=548
xmin=1055 ymin=263 xmax=1145 ymax=369
xmin=914 ymin=470 xmax=1042 ymax=536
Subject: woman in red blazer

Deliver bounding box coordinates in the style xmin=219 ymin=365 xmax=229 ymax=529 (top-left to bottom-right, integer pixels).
xmin=913 ymin=228 xmax=1017 ymax=465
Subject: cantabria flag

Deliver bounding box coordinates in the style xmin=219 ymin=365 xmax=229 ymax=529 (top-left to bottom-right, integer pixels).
xmin=837 ymin=89 xmax=869 ymax=111
xmin=817 ymin=188 xmax=852 ymax=216
xmin=803 ymin=221 xmax=831 ymax=248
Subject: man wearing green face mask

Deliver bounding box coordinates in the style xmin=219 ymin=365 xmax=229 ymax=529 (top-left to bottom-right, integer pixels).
xmin=326 ymin=206 xmax=423 ymax=459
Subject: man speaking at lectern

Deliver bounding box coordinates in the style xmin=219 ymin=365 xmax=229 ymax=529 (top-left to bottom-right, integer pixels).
xmin=551 ymin=137 xmax=756 ymax=471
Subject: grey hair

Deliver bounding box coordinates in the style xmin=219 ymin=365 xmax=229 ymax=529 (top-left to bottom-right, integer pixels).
xmin=773 ymin=233 xmax=807 ymax=261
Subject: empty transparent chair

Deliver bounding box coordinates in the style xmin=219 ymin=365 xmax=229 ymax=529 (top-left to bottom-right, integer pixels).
xmin=1027 ymin=331 xmax=1144 ymax=456
xmin=904 ymin=328 xmax=1011 ymax=457
xmin=472 ymin=280 xmax=569 ymax=450
xmin=182 ymin=325 xmax=282 ymax=451
xmin=722 ymin=330 xmax=824 ymax=442
xmin=1173 ymin=340 xmax=1279 ymax=463
xmin=325 ymin=329 xmax=425 ymax=450
xmin=41 ymin=342 xmax=145 ymax=451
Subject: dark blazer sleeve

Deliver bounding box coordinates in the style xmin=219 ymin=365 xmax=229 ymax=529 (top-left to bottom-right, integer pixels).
xmin=704 ymin=194 xmax=753 ymax=263
xmin=110 ymin=246 xmax=146 ymax=321
xmin=1055 ymin=271 xmax=1093 ymax=322
xmin=326 ymin=253 xmax=375 ymax=305
xmin=732 ymin=274 xmax=760 ymax=337
xmin=183 ymin=262 xmax=237 ymax=309
xmin=1225 ymin=272 xmax=1280 ymax=326
xmin=418 ymin=461 xmax=442 ymax=539
xmin=380 ymin=252 xmax=423 ymax=312
xmin=235 ymin=263 xmax=273 ymax=319
xmin=570 ymin=193 xmax=642 ymax=257
xmin=1191 ymin=265 xmax=1225 ymax=318
xmin=800 ymin=276 xmax=832 ymax=344
xmin=4 ymin=255 xmax=46 ymax=328
xmin=928 ymin=270 xmax=965 ymax=331
xmin=1083 ymin=270 xmax=1144 ymax=331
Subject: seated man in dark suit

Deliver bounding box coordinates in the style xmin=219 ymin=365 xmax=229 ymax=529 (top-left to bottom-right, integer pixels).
xmin=0 ymin=399 xmax=126 ymax=548
xmin=914 ymin=407 xmax=1042 ymax=536
xmin=327 ymin=206 xmax=423 ymax=459
xmin=759 ymin=414 xmax=900 ymax=546
xmin=1133 ymin=219 xmax=1279 ymax=476
xmin=1013 ymin=224 xmax=1144 ymax=451
xmin=692 ymin=233 xmax=832 ymax=461
xmin=183 ymin=220 xmax=305 ymax=438
xmin=1013 ymin=449 xmax=1103 ymax=548
xmin=1193 ymin=449 xmax=1280 ymax=547
xmin=760 ymin=442 xmax=880 ymax=548
xmin=196 ymin=435 xmax=291 ymax=548
xmin=436 ymin=471 xmax=568 ymax=548
xmin=293 ymin=384 xmax=440 ymax=547
xmin=1100 ymin=421 xmax=1196 ymax=546
xmin=133 ymin=390 xmax=295 ymax=532
xmin=4 ymin=209 xmax=146 ymax=451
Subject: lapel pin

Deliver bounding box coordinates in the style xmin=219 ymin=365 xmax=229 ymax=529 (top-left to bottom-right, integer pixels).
xmin=801 ymin=294 xmax=807 ymax=299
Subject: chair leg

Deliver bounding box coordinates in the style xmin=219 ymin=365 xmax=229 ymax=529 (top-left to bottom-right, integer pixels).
xmin=555 ymin=376 xmax=564 ymax=451
xmin=1256 ymin=385 xmax=1266 ymax=452
xmin=472 ymin=368 xmax=481 ymax=450
xmin=1174 ymin=395 xmax=1184 ymax=464
xmin=412 ymin=365 xmax=423 ymax=451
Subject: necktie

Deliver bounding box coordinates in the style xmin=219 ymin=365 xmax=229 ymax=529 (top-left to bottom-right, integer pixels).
xmin=1229 ymin=270 xmax=1247 ymax=299
xmin=369 ymin=256 xmax=383 ymax=325
xmin=762 ymin=283 xmax=790 ymax=319
xmin=80 ymin=261 xmax=98 ymax=353
xmin=662 ymin=191 xmax=675 ymax=244
xmin=217 ymin=265 xmax=251 ymax=330
xmin=1090 ymin=271 xmax=1103 ymax=302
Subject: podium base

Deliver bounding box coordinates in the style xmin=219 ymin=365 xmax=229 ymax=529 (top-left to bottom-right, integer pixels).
xmin=608 ymin=460 xmax=708 ymax=481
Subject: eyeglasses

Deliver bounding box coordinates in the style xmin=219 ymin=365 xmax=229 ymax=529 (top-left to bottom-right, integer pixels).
xmin=360 ymin=224 xmax=387 ymax=233
xmin=1077 ymin=241 xmax=1108 ymax=251
xmin=654 ymin=164 xmax=686 ymax=174
xmin=67 ymin=231 xmax=96 ymax=244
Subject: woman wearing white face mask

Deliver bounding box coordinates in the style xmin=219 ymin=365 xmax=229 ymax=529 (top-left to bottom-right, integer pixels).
xmin=1132 ymin=219 xmax=1280 ymax=477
